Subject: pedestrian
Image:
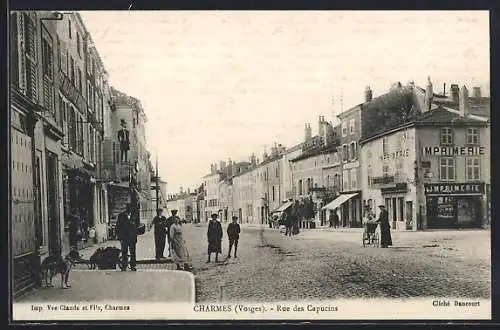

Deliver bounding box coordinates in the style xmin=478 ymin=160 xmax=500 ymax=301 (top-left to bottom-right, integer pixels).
xmin=68 ymin=207 xmax=81 ymax=250
xmin=207 ymin=213 xmax=223 ymax=263
xmin=166 ymin=210 xmax=179 ymax=257
xmin=329 ymin=211 xmax=334 ymax=228
xmin=284 ymin=211 xmax=292 ymax=236
xmin=377 ymin=205 xmax=392 ymax=248
xmin=227 ymin=216 xmax=241 ymax=258
xmin=80 ymin=207 xmax=89 ymax=243
xmin=152 ymin=208 xmax=167 ymax=260
xmin=169 ymin=215 xmax=192 ymax=271
xmin=332 ymin=208 xmax=340 ymax=229
xmin=115 ymin=203 xmax=139 ymax=271
xmin=292 ymin=211 xmax=300 ymax=235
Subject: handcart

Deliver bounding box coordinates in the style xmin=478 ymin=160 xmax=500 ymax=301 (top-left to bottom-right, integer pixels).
xmin=362 ymin=221 xmax=379 ymax=247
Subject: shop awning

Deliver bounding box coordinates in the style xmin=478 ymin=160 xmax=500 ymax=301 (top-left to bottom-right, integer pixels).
xmin=322 ymin=193 xmax=359 ymax=210
xmin=273 ymin=201 xmax=294 ymax=213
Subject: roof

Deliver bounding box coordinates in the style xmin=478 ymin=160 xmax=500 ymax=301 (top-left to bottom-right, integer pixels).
xmin=415 ymin=106 xmax=489 ymax=125
xmin=291 ymin=143 xmax=339 ymax=162
xmin=432 ymin=97 xmax=490 ymax=118
xmin=360 ymin=105 xmax=489 ymax=145
xmin=202 ymin=171 xmax=224 ymax=179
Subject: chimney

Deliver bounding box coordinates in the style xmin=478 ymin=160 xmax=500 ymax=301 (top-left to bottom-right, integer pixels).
xmin=450 ymin=84 xmax=459 ymax=103
xmin=443 ymin=82 xmax=446 ymax=96
xmin=305 ymin=123 xmax=312 ymax=141
xmin=318 ymin=116 xmax=325 ymax=137
xmin=364 ymin=86 xmax=373 ymax=102
xmin=424 ymin=76 xmax=433 ymax=112
xmin=459 ymin=85 xmax=470 ymax=117
xmin=473 ymin=86 xmax=481 ymax=99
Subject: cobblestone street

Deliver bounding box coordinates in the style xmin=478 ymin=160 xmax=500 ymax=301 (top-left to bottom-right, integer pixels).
xmin=183 ymin=224 xmax=490 ymax=302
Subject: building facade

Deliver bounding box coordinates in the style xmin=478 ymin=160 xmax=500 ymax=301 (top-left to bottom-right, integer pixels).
xmin=360 ymin=81 xmax=490 ymax=231
xmin=337 ymin=104 xmax=363 ymax=228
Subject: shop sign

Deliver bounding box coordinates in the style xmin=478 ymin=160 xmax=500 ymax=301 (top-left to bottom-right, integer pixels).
xmin=424 ymin=183 xmax=484 ymax=195
xmin=371 ymin=175 xmax=395 ymax=185
xmin=379 ymin=149 xmax=410 ymax=161
xmin=422 ymin=146 xmax=486 ymax=157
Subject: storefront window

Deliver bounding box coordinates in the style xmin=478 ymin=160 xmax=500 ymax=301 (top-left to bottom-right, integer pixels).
xmin=440 ymin=157 xmax=455 ymax=181
xmin=440 ymin=127 xmax=453 ymax=145
xmin=466 ymin=157 xmax=481 ymax=180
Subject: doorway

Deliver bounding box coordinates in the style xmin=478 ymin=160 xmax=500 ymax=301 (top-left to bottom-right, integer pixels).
xmin=46 ymin=151 xmax=61 ymax=256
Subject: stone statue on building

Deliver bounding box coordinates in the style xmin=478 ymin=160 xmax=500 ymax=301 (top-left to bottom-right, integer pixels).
xmin=117 ymin=119 xmax=130 ymax=163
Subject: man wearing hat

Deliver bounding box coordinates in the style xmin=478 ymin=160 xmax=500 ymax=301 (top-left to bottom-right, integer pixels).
xmin=226 ymin=216 xmax=241 ymax=258
xmin=377 ymin=204 xmax=392 ymax=248
xmin=115 ymin=203 xmax=139 ymax=271
xmin=166 ymin=210 xmax=179 ymax=257
xmin=152 ymin=208 xmax=168 ymax=260
xmin=117 ymin=119 xmax=130 ymax=163
xmin=207 ymin=213 xmax=223 ymax=263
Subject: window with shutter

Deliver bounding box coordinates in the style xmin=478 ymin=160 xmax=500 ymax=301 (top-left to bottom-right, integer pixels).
xmin=42 ymin=35 xmax=54 ymax=115
xmin=23 ymin=13 xmax=37 ymax=102
xmin=10 ymin=13 xmax=20 ymax=88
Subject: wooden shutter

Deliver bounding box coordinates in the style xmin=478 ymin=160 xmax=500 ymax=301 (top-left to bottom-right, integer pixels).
xmin=17 ymin=13 xmax=26 ymax=93
xmin=23 ymin=13 xmax=37 ymax=102
xmin=10 ymin=13 xmax=20 ymax=87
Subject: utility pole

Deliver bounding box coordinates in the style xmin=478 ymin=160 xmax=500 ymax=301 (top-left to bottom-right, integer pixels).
xmin=155 ymin=153 xmax=159 ymax=212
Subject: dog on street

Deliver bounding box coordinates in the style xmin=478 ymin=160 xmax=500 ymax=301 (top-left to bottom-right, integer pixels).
xmin=40 ymin=251 xmax=80 ymax=289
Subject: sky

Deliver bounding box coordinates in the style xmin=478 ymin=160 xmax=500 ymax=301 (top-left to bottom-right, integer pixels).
xmin=79 ymin=11 xmax=490 ymax=194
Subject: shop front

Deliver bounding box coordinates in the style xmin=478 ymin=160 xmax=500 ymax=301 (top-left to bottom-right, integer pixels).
xmin=424 ymin=182 xmax=485 ymax=229
xmin=380 ymin=183 xmax=414 ymax=231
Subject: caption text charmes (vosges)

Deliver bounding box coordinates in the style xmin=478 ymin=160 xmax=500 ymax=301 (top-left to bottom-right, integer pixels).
xmin=193 ymin=303 xmax=339 ymax=314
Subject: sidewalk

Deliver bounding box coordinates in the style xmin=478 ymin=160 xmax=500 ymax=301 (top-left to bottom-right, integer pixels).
xmin=15 ymin=269 xmax=195 ymax=303
xmin=15 ymin=230 xmax=195 ymax=304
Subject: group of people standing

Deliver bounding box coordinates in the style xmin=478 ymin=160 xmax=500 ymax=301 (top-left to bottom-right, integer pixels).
xmin=152 ymin=208 xmax=192 ymax=271
xmin=281 ymin=209 xmax=300 ymax=236
xmin=207 ymin=213 xmax=241 ymax=262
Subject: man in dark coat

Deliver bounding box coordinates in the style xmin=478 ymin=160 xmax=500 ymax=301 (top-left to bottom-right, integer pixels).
xmin=117 ymin=119 xmax=130 ymax=163
xmin=332 ymin=209 xmax=340 ymax=229
xmin=227 ymin=216 xmax=241 ymax=259
xmin=207 ymin=213 xmax=223 ymax=263
xmin=152 ymin=208 xmax=167 ymax=260
xmin=377 ymin=205 xmax=392 ymax=248
xmin=166 ymin=210 xmax=179 ymax=257
xmin=68 ymin=207 xmax=81 ymax=250
xmin=115 ymin=203 xmax=139 ymax=271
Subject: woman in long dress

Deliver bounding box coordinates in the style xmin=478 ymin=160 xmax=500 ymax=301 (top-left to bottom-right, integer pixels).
xmin=169 ymin=217 xmax=192 ymax=271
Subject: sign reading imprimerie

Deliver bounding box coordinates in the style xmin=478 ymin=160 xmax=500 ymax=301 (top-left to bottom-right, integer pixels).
xmin=422 ymin=146 xmax=486 ymax=156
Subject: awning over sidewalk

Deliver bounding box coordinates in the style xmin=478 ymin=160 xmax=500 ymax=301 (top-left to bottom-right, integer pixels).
xmin=322 ymin=193 xmax=359 ymax=210
xmin=273 ymin=201 xmax=294 ymax=213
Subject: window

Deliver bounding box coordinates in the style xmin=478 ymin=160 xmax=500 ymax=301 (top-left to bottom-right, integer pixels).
xmin=342 ymin=170 xmax=349 ymax=190
xmin=367 ymin=166 xmax=372 ymax=186
xmin=466 ymin=157 xmax=480 ymax=181
xmin=349 ymin=118 xmax=355 ymax=134
xmin=272 ymin=186 xmax=275 ymax=202
xmin=350 ymin=169 xmax=357 ymax=190
xmin=342 ymin=144 xmax=348 ymax=162
xmin=440 ymin=127 xmax=453 ymax=145
xmin=68 ymin=19 xmax=72 ymax=39
xmin=24 ymin=13 xmax=38 ymax=101
xmin=10 ymin=13 xmax=19 ymax=88
xmin=466 ymin=128 xmax=479 ymax=145
xmin=440 ymin=157 xmax=455 ymax=181
xmin=70 ymin=57 xmax=75 ymax=85
xmin=275 ymin=166 xmax=278 ymax=178
xmin=77 ymin=68 xmax=82 ymax=92
xmin=383 ymin=165 xmax=389 ymax=176
xmin=382 ymin=137 xmax=388 ymax=154
xmin=350 ymin=142 xmax=357 ymax=160
xmin=342 ymin=122 xmax=347 ymax=137
xmin=69 ymin=106 xmax=77 ymax=150
xmin=76 ymin=33 xmax=81 ymax=56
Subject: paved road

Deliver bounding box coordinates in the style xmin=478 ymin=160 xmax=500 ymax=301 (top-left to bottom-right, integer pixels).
xmin=181 ymin=223 xmax=490 ymax=302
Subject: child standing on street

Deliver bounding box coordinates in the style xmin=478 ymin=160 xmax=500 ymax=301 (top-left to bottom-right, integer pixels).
xmin=227 ymin=216 xmax=241 ymax=258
